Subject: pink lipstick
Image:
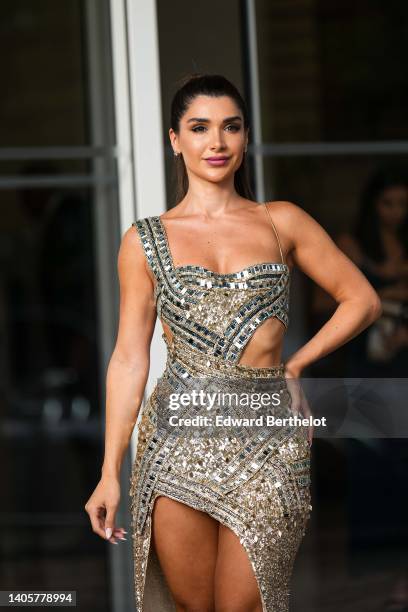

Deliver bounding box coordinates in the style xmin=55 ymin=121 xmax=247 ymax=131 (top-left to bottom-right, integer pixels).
xmin=205 ymin=156 xmax=230 ymax=166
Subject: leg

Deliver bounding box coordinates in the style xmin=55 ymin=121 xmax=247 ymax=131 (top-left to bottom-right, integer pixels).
xmin=152 ymin=495 xmax=219 ymax=612
xmin=214 ymin=523 xmax=263 ymax=612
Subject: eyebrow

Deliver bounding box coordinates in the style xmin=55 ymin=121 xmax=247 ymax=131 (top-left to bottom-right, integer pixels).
xmin=186 ymin=115 xmax=243 ymax=124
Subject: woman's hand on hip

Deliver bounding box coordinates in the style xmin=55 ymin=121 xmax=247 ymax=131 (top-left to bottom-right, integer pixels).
xmin=284 ymin=361 xmax=314 ymax=447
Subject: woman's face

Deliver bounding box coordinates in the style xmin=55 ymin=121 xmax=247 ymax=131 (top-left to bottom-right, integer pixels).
xmin=376 ymin=185 xmax=408 ymax=229
xmin=169 ymin=95 xmax=248 ymax=185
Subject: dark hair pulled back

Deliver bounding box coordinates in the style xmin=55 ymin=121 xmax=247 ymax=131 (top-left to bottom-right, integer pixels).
xmin=170 ymin=73 xmax=254 ymax=204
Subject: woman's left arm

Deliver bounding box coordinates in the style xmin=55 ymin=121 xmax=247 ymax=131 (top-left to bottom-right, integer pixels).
xmin=281 ymin=202 xmax=383 ymax=376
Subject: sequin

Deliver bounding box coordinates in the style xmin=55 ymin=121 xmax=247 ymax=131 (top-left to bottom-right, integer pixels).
xmin=129 ymin=211 xmax=312 ymax=612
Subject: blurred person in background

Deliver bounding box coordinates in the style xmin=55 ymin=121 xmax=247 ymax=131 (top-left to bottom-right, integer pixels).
xmin=337 ymin=163 xmax=408 ymax=378
xmin=313 ymin=164 xmax=408 ymax=611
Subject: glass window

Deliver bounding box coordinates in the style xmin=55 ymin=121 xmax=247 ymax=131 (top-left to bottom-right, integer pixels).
xmin=0 ymin=1 xmax=118 ymax=607
xmin=256 ymin=0 xmax=408 ymax=142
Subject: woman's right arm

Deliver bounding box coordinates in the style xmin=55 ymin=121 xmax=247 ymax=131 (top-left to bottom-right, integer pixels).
xmin=85 ymin=225 xmax=157 ymax=543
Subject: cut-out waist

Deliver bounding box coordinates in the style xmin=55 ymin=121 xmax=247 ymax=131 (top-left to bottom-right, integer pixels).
xmin=162 ymin=333 xmax=286 ymax=379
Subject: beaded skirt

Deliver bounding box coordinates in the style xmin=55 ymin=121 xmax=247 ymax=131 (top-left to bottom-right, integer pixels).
xmin=129 ymin=335 xmax=312 ymax=612
xmin=129 ymin=214 xmax=312 ymax=611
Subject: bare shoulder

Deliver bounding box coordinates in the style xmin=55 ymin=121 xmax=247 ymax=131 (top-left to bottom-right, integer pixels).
xmin=118 ymin=224 xmax=154 ymax=289
xmin=267 ymin=201 xmax=381 ymax=310
xmin=269 ymin=199 xmax=337 ymax=240
xmin=264 ymin=200 xmax=314 ymax=248
xmin=119 ymin=224 xmax=145 ymax=266
xmin=266 ymin=200 xmax=309 ymax=225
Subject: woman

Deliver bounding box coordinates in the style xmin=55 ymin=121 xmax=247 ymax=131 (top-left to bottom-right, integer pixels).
xmin=337 ymin=164 xmax=408 ymax=378
xmin=85 ymin=74 xmax=382 ymax=612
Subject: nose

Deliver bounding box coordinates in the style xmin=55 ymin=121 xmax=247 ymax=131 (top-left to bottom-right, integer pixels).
xmin=209 ymin=128 xmax=226 ymax=150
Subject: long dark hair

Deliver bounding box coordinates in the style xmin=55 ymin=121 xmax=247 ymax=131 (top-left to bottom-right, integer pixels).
xmin=169 ymin=73 xmax=255 ymax=205
xmin=354 ymin=163 xmax=408 ymax=263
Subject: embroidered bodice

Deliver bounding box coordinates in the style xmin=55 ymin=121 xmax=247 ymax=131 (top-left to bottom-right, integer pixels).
xmin=132 ymin=208 xmax=290 ymax=365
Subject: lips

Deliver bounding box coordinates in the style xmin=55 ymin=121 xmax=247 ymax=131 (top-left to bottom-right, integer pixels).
xmin=205 ymin=156 xmax=230 ymax=167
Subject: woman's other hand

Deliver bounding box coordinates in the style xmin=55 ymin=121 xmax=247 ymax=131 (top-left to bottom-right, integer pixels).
xmin=84 ymin=475 xmax=127 ymax=544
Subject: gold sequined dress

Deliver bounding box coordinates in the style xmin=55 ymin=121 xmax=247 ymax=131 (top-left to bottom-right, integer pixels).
xmin=129 ymin=204 xmax=312 ymax=611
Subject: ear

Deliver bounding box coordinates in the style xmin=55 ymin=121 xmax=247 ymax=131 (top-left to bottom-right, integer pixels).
xmin=169 ymin=127 xmax=179 ymax=152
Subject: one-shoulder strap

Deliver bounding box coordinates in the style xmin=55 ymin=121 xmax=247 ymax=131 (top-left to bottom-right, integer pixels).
xmin=263 ymin=202 xmax=285 ymax=265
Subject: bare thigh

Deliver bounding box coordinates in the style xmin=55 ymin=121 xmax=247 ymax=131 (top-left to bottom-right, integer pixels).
xmin=152 ymin=496 xmax=219 ymax=611
xmin=214 ymin=523 xmax=263 ymax=612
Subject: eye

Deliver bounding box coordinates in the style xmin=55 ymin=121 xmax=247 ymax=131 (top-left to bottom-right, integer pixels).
xmin=191 ymin=124 xmax=241 ymax=133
